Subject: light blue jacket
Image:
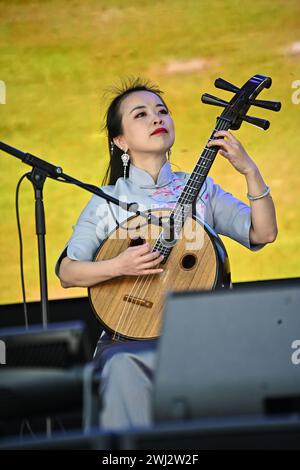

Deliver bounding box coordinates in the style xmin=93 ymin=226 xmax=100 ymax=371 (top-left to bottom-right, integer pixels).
xmin=55 ymin=160 xmax=263 ymax=276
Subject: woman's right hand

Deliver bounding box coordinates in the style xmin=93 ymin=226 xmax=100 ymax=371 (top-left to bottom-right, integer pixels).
xmin=113 ymin=243 xmax=164 ymax=276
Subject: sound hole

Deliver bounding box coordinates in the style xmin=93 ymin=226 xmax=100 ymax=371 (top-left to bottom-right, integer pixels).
xmin=129 ymin=237 xmax=145 ymax=247
xmin=181 ymin=254 xmax=197 ymax=270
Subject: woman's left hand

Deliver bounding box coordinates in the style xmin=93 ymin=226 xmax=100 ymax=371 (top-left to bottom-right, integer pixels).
xmin=207 ymin=130 xmax=257 ymax=175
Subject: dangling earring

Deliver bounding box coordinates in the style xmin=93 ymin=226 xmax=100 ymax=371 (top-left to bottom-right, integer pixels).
xmin=110 ymin=140 xmax=114 ymax=155
xmin=167 ymin=148 xmax=172 ymax=161
xmin=121 ymin=148 xmax=130 ymax=179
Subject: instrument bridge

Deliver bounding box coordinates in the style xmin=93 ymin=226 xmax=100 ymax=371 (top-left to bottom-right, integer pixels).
xmin=123 ymin=295 xmax=153 ymax=309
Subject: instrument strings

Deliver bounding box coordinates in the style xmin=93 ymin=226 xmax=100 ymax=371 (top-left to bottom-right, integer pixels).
xmin=113 ymin=118 xmax=229 ymax=339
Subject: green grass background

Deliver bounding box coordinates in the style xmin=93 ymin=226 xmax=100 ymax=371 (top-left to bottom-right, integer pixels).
xmin=0 ymin=0 xmax=299 ymax=304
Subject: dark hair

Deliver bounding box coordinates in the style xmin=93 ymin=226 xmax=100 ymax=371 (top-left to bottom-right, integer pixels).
xmin=101 ymin=77 xmax=170 ymax=185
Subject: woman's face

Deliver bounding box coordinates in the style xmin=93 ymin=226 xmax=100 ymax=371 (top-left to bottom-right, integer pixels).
xmin=114 ymin=90 xmax=175 ymax=159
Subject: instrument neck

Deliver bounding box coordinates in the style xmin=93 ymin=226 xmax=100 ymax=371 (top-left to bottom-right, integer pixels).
xmin=153 ymin=117 xmax=231 ymax=256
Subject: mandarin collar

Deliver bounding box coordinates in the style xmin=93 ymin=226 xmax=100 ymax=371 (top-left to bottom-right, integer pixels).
xmin=128 ymin=160 xmax=173 ymax=189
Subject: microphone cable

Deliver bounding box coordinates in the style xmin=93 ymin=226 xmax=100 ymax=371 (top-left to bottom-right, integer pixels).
xmin=15 ymin=172 xmax=31 ymax=329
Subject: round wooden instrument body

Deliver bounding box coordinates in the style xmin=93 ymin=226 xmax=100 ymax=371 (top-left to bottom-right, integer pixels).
xmin=88 ymin=208 xmax=231 ymax=340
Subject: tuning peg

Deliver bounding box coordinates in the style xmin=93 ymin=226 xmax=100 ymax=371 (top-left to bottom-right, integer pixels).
xmin=241 ymin=114 xmax=270 ymax=130
xmin=214 ymin=78 xmax=240 ymax=93
xmin=249 ymin=99 xmax=281 ymax=112
xmin=201 ymin=93 xmax=229 ymax=108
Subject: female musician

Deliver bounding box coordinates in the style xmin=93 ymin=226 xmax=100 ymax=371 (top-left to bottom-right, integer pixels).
xmin=55 ymin=78 xmax=277 ymax=430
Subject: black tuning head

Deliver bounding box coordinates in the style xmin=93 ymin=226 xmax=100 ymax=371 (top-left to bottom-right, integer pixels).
xmin=241 ymin=114 xmax=270 ymax=130
xmin=214 ymin=78 xmax=240 ymax=94
xmin=201 ymin=93 xmax=229 ymax=108
xmin=249 ymin=99 xmax=281 ymax=112
xmin=201 ymin=74 xmax=280 ymax=132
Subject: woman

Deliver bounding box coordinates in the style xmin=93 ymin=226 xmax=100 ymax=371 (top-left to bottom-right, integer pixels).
xmin=55 ymin=77 xmax=277 ymax=430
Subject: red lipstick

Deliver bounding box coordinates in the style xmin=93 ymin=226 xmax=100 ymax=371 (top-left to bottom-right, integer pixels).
xmin=151 ymin=127 xmax=168 ymax=136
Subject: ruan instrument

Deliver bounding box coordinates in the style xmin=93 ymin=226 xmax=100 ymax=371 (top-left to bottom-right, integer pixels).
xmin=89 ymin=74 xmax=281 ymax=340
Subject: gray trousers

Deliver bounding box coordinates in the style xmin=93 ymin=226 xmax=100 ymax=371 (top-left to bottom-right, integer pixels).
xmin=94 ymin=337 xmax=158 ymax=431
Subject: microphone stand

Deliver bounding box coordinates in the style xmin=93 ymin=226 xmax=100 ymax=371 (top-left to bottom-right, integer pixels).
xmin=0 ymin=140 xmax=140 ymax=327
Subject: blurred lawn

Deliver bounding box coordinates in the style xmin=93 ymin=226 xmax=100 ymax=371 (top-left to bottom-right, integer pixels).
xmin=0 ymin=0 xmax=300 ymax=304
